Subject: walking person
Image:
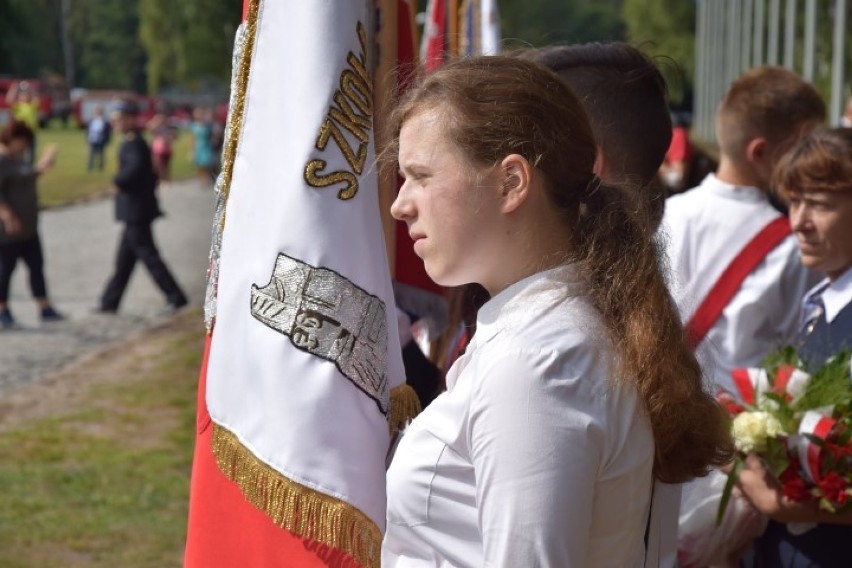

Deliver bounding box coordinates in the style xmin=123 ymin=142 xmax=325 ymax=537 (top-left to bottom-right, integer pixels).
xmin=0 ymin=120 xmax=64 ymax=328
xmin=382 ymin=56 xmax=733 ymax=567
xmin=86 ymin=106 xmax=111 ymax=172
xmin=98 ymin=100 xmax=187 ymax=314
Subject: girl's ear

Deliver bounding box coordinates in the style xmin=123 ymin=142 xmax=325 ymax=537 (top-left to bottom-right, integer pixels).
xmin=499 ymin=154 xmax=532 ymax=214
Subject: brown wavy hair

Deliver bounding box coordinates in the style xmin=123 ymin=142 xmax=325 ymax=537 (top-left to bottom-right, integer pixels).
xmin=385 ymin=56 xmax=733 ymax=483
xmin=774 ymin=128 xmax=852 ymax=199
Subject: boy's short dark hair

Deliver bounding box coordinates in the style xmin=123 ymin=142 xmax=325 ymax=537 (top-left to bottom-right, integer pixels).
xmin=521 ymin=42 xmax=672 ymax=228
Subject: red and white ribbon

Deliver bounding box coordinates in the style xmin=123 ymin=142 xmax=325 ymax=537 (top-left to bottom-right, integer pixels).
xmin=728 ymin=365 xmax=811 ymax=405
xmin=793 ymin=409 xmax=836 ymax=483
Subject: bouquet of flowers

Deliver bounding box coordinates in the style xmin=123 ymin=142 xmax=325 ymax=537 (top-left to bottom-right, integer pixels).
xmin=677 ymin=348 xmax=852 ymax=568
xmin=718 ymin=348 xmax=852 ymax=521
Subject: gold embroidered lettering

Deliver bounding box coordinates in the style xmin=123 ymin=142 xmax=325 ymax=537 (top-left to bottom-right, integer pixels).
xmin=304 ymin=21 xmax=373 ymax=201
xmin=341 ymin=70 xmax=371 ymax=117
xmin=316 ymin=118 xmax=366 ymax=174
xmin=329 ymin=93 xmax=370 ymax=143
xmin=305 ymin=160 xmax=358 ymax=200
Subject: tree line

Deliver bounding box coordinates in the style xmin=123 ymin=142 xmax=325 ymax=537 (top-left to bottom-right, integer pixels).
xmin=0 ymin=0 xmax=241 ymax=96
xmin=0 ymin=0 xmax=693 ymax=102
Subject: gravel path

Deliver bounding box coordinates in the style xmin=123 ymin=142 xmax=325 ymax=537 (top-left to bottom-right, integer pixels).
xmin=0 ymin=179 xmax=215 ymax=395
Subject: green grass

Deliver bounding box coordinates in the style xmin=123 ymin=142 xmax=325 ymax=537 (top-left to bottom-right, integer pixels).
xmin=36 ymin=123 xmax=197 ymax=208
xmin=0 ymin=313 xmax=204 ymax=568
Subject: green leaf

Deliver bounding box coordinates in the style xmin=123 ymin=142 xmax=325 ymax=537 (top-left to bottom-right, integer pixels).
xmin=716 ymin=457 xmax=745 ymax=526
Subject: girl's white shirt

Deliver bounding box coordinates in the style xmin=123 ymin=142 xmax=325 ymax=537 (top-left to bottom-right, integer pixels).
xmin=383 ymin=265 xmax=659 ymax=567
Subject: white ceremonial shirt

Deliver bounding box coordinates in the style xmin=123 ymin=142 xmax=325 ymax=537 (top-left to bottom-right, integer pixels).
xmin=383 ymin=266 xmax=656 ymax=567
xmin=802 ymin=267 xmax=852 ymax=326
xmin=661 ymin=174 xmax=819 ymax=395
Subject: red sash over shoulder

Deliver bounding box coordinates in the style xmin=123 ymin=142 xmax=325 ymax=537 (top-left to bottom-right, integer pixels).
xmin=685 ymin=216 xmax=792 ymax=349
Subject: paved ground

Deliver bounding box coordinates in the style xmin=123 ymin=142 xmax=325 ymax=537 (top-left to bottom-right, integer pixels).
xmin=0 ymin=179 xmax=215 ymax=395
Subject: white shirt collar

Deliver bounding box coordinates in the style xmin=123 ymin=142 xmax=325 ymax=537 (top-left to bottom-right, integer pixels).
xmin=700 ymin=173 xmax=767 ymax=204
xmin=471 ymin=264 xmax=584 ymax=349
xmin=804 ymin=267 xmax=852 ymax=323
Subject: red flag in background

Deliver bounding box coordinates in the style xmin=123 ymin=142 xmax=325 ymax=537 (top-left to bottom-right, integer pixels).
xmin=420 ymin=0 xmax=448 ymax=72
xmin=397 ymin=0 xmax=419 ymax=92
xmin=395 ymin=1 xmax=441 ymax=298
xmin=184 ymin=1 xmax=419 ymax=566
xmin=395 ymin=0 xmax=446 ymax=346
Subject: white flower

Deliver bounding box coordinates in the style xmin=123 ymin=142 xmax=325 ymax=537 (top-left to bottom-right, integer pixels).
xmin=731 ymin=411 xmax=784 ymax=453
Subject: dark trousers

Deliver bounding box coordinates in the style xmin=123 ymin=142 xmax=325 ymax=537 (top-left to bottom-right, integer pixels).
xmin=0 ymin=235 xmax=48 ymax=302
xmin=88 ymin=142 xmax=106 ymax=171
xmin=752 ymin=520 xmax=852 ymax=567
xmin=100 ymin=222 xmax=186 ymax=311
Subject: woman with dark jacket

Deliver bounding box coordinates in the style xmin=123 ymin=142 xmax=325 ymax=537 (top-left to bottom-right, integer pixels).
xmin=0 ymin=120 xmax=63 ymax=328
xmin=738 ymin=128 xmax=852 ymax=567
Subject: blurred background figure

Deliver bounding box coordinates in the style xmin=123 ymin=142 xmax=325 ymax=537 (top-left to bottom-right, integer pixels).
xmin=659 ymin=111 xmax=693 ymax=194
xmin=85 ymin=106 xmax=111 ymax=172
xmin=188 ymin=107 xmax=215 ymax=189
xmin=840 ymin=96 xmax=852 ymax=128
xmin=5 ymin=81 xmax=40 ymax=163
xmin=147 ymin=112 xmax=176 ymax=186
xmin=0 ymin=120 xmax=64 ymax=328
xmin=98 ymin=100 xmax=187 ymax=315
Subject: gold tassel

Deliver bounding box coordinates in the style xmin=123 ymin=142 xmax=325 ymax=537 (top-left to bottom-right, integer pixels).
xmin=212 ymin=424 xmax=382 ymax=568
xmin=389 ymin=384 xmax=422 ymax=438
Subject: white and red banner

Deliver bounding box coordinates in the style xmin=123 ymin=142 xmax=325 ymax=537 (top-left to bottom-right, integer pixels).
xmin=185 ymin=1 xmax=407 ymax=566
xmin=421 ymin=0 xmax=448 ymax=72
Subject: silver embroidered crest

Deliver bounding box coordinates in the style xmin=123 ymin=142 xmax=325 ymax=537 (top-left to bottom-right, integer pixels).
xmin=205 ymin=21 xmax=249 ymax=331
xmin=251 ymin=253 xmax=389 ymax=414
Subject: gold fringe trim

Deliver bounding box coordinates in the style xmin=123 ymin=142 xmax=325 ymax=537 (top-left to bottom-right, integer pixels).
xmin=218 ymin=0 xmax=260 ymax=229
xmin=212 ymin=424 xmax=382 ymax=568
xmin=389 ymin=384 xmax=422 ymax=438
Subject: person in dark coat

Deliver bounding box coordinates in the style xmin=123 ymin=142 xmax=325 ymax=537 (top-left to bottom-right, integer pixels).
xmin=98 ymin=100 xmax=187 ymax=314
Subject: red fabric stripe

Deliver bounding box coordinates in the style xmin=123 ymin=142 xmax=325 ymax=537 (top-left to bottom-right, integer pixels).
xmin=805 ymin=417 xmax=836 ymax=482
xmin=686 ymin=216 xmax=792 ymax=350
xmin=773 ymin=365 xmax=794 ymax=400
xmin=808 ymin=417 xmax=834 ymax=481
xmin=184 ymin=336 xmax=361 ymax=567
xmin=730 ymin=368 xmax=756 ymax=406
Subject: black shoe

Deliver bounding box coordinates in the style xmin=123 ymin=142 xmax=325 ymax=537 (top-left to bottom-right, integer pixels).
xmin=40 ymin=306 xmax=66 ymax=322
xmin=94 ymin=305 xmax=118 ymax=315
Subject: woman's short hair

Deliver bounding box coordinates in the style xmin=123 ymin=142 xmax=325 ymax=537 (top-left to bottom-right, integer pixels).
xmin=774 ymin=128 xmax=852 ymax=199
